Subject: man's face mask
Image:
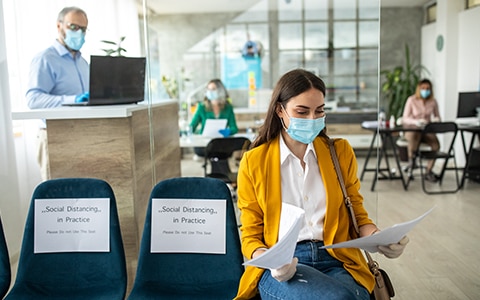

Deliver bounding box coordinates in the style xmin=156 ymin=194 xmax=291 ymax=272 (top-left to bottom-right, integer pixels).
xmin=64 ymin=29 xmax=85 ymax=51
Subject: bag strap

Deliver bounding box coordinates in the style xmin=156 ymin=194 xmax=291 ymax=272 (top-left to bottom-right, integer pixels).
xmin=327 ymin=138 xmax=379 ymax=271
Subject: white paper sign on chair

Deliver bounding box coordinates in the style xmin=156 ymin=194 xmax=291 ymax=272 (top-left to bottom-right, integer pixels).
xmin=151 ymin=199 xmax=226 ymax=254
xmin=34 ymin=198 xmax=110 ymax=253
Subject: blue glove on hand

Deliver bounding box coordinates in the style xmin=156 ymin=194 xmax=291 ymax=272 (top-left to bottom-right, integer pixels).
xmin=75 ymin=92 xmax=90 ymax=103
xmin=219 ymin=128 xmax=231 ymax=137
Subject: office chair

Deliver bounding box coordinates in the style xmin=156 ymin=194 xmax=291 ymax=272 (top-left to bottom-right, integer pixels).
xmin=5 ymin=178 xmax=127 ymax=299
xmin=412 ymin=122 xmax=461 ymax=194
xmin=203 ymin=137 xmax=251 ymax=187
xmin=128 ymin=177 xmax=244 ymax=300
xmin=0 ymin=216 xmax=11 ymax=299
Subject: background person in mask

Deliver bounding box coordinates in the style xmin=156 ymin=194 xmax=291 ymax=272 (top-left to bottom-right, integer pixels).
xmin=235 ymin=69 xmax=409 ymax=300
xmin=189 ymin=78 xmax=238 ymax=158
xmin=26 ymin=6 xmax=89 ymax=180
xmin=401 ymin=78 xmax=441 ymax=182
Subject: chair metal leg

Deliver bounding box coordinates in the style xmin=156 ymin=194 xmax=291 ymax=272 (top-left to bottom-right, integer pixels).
xmin=420 ymin=157 xmax=460 ymax=195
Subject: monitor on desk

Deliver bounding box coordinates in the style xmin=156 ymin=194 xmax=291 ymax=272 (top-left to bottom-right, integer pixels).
xmin=457 ymin=92 xmax=480 ymax=118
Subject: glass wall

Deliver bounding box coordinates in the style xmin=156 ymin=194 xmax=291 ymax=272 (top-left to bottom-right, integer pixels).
xmin=3 ymin=0 xmax=380 ymax=199
xmin=144 ymin=0 xmax=379 ymax=122
xmin=2 ymin=0 xmax=380 ymax=289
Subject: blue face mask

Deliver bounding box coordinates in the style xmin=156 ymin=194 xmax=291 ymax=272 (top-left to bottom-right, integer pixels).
xmin=420 ymin=89 xmax=431 ymax=99
xmin=282 ymin=108 xmax=326 ymax=144
xmin=64 ymin=29 xmax=85 ymax=51
xmin=206 ymin=90 xmax=219 ymax=101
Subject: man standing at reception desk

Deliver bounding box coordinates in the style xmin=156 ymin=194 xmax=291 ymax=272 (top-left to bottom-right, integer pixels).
xmin=26 ymin=6 xmax=89 ymax=180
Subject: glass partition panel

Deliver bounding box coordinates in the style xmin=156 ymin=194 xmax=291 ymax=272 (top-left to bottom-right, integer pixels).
xmin=3 ymin=0 xmax=380 ymax=215
xmin=142 ymin=0 xmax=381 ymax=222
xmin=4 ymin=0 xmax=380 ymax=291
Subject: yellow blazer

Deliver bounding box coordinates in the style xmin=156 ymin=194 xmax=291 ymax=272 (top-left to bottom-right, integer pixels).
xmin=235 ymin=135 xmax=375 ymax=299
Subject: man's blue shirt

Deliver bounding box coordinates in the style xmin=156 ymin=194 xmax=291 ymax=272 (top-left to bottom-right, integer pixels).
xmin=26 ymin=39 xmax=89 ymax=108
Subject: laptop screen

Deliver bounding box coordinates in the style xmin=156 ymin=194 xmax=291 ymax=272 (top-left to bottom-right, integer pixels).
xmin=89 ymin=56 xmax=146 ymax=105
xmin=457 ymin=92 xmax=480 ymax=118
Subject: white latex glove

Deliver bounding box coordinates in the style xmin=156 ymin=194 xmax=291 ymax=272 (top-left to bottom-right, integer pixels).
xmin=270 ymin=257 xmax=298 ymax=282
xmin=415 ymin=119 xmax=427 ymax=127
xmin=378 ymin=236 xmax=409 ymax=258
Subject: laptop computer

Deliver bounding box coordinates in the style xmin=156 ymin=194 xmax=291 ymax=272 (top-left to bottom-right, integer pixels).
xmin=202 ymin=119 xmax=228 ymax=137
xmin=64 ymin=55 xmax=146 ymax=106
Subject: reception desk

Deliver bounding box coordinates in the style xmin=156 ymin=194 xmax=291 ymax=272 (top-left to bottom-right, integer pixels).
xmin=12 ymin=100 xmax=181 ymax=290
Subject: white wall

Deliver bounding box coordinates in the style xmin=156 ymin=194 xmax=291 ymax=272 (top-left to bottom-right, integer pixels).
xmin=422 ymin=1 xmax=480 ymax=119
xmin=421 ymin=0 xmax=464 ymax=122
xmin=457 ymin=6 xmax=480 ymax=91
xmin=1 ymin=0 xmax=144 ymax=266
xmin=4 ymin=0 xmax=143 ymax=111
xmin=0 ymin=0 xmax=24 ymax=262
xmin=421 ymin=1 xmax=479 ymax=165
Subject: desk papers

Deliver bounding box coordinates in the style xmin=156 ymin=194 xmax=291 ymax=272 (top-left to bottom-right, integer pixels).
xmin=361 ymin=120 xmax=379 ymax=128
xmin=455 ymin=117 xmax=480 ymax=126
xmin=243 ymin=203 xmax=305 ymax=269
xmin=321 ymin=206 xmax=435 ymax=253
xmin=202 ymin=119 xmax=227 ymax=137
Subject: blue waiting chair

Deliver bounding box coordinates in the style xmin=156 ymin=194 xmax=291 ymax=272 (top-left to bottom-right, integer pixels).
xmin=128 ymin=177 xmax=244 ymax=299
xmin=0 ymin=215 xmax=11 ymax=298
xmin=5 ymin=178 xmax=127 ymax=299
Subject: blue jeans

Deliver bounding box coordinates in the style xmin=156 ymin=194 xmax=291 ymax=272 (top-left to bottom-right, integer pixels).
xmin=258 ymin=241 xmax=370 ymax=300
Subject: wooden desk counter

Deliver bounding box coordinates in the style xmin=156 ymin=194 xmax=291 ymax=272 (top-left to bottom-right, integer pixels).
xmin=12 ymin=100 xmax=181 ymax=291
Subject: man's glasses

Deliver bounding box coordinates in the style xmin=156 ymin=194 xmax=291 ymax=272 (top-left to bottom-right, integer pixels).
xmin=66 ymin=23 xmax=87 ymax=33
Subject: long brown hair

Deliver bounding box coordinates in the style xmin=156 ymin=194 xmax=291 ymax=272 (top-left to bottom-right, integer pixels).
xmin=251 ymin=69 xmax=327 ymax=148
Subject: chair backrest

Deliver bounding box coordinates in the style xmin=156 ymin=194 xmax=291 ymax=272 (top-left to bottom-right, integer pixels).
xmin=423 ymin=122 xmax=458 ymax=135
xmin=129 ymin=177 xmax=244 ymax=299
xmin=0 ymin=216 xmax=11 ymax=299
xmin=6 ymin=178 xmax=127 ymax=299
xmin=205 ymin=137 xmax=251 ymax=160
xmin=204 ymin=137 xmax=251 ymax=179
xmin=422 ymin=122 xmax=458 ymax=152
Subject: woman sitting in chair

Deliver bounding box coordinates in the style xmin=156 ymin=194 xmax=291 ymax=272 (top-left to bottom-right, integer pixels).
xmin=189 ymin=79 xmax=238 ymax=159
xmin=402 ymin=78 xmax=441 ymax=182
xmin=235 ymin=69 xmax=409 ymax=299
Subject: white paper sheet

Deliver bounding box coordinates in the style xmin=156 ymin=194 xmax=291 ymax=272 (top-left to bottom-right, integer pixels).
xmin=34 ymin=198 xmax=110 ymax=253
xmin=361 ymin=120 xmax=379 ymax=128
xmin=243 ymin=203 xmax=305 ymax=269
xmin=202 ymin=119 xmax=228 ymax=137
xmin=321 ymin=206 xmax=435 ymax=253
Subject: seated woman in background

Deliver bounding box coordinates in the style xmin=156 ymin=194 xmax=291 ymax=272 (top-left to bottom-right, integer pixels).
xmin=402 ymin=78 xmax=441 ymax=182
xmin=189 ymin=79 xmax=238 ymax=157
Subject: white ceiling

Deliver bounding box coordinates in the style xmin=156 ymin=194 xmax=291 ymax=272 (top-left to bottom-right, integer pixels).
xmin=142 ymin=0 xmax=432 ymax=15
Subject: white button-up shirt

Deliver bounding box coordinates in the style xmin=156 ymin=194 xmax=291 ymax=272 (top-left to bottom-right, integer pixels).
xmin=279 ymin=134 xmax=326 ymax=242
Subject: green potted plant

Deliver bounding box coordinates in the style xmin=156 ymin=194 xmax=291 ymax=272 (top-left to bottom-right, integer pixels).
xmin=100 ymin=36 xmax=127 ymax=56
xmin=381 ymin=44 xmax=429 ymax=120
